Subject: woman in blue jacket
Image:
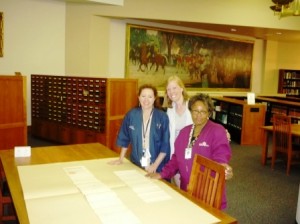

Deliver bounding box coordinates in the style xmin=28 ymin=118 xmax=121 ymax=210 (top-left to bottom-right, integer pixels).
xmin=110 ymin=84 xmax=170 ymax=173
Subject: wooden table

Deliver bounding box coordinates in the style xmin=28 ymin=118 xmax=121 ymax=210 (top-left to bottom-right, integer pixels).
xmin=260 ymin=124 xmax=300 ymax=165
xmin=0 ymin=143 xmax=237 ymax=224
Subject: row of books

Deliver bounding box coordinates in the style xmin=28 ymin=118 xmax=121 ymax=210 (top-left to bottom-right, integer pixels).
xmin=214 ymin=112 xmax=243 ymax=129
xmin=283 ymin=71 xmax=300 ymax=79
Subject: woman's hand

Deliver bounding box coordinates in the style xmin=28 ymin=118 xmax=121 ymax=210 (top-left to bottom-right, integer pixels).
xmin=221 ymin=163 xmax=233 ymax=180
xmin=108 ymin=159 xmax=123 ymax=165
xmin=108 ymin=148 xmax=127 ymax=166
xmin=145 ymin=164 xmax=157 ymax=173
xmin=225 ymin=129 xmax=231 ymax=142
xmin=145 ymin=172 xmax=162 ymax=179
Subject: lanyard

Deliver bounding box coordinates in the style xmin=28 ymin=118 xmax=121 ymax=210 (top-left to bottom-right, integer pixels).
xmin=187 ymin=125 xmax=198 ymax=148
xmin=142 ymin=109 xmax=154 ymax=150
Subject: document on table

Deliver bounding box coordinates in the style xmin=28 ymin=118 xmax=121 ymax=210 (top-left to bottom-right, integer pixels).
xmin=115 ymin=170 xmax=171 ymax=203
xmin=18 ymin=163 xmax=80 ymax=200
xmin=18 ymin=158 xmax=221 ymax=224
xmin=64 ymin=165 xmax=140 ymax=224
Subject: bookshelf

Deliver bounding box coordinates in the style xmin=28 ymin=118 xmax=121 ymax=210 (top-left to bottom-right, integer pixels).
xmin=278 ymin=69 xmax=300 ymax=97
xmin=256 ymin=96 xmax=300 ymax=125
xmin=212 ymin=97 xmax=266 ymax=145
xmin=31 ymin=74 xmax=138 ymax=150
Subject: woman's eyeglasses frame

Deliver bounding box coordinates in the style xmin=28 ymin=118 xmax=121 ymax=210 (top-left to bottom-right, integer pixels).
xmin=191 ymin=110 xmax=208 ymax=116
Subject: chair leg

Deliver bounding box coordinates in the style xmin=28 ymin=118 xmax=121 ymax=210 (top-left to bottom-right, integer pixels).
xmin=271 ymin=147 xmax=276 ymax=170
xmin=1 ymin=201 xmax=18 ymax=222
xmin=0 ymin=201 xmax=3 ymax=222
xmin=287 ymin=151 xmax=292 ymax=175
xmin=1 ymin=185 xmax=18 ymax=222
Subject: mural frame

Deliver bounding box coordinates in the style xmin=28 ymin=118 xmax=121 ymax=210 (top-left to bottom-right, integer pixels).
xmin=125 ymin=24 xmax=254 ymax=91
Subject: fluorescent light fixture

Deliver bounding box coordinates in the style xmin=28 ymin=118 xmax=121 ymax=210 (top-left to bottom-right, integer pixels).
xmin=88 ymin=0 xmax=124 ymax=6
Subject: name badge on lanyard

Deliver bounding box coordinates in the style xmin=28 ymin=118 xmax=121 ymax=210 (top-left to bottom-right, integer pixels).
xmin=185 ymin=147 xmax=192 ymax=159
xmin=141 ymin=156 xmax=148 ymax=167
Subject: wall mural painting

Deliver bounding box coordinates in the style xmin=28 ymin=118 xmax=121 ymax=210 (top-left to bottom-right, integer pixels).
xmin=125 ymin=24 xmax=254 ymax=91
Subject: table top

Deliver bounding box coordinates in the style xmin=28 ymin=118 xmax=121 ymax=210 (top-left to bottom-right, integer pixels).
xmin=261 ymin=124 xmax=300 ymax=136
xmin=0 ymin=143 xmax=237 ymax=224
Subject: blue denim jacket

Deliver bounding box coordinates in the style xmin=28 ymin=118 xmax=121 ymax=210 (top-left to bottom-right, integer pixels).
xmin=117 ymin=107 xmax=170 ymax=172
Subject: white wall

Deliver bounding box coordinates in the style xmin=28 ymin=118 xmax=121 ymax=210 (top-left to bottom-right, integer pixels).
xmin=65 ymin=0 xmax=300 ymax=30
xmin=65 ymin=0 xmax=300 ymax=97
xmin=0 ymin=0 xmax=66 ymax=125
xmin=262 ymin=40 xmax=300 ymax=95
xmin=1 ymin=0 xmax=300 ymax=125
xmin=65 ymin=9 xmax=263 ymax=95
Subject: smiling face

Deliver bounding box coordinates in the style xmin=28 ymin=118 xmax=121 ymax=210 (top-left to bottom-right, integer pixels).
xmin=166 ymin=80 xmax=183 ymax=103
xmin=139 ymin=88 xmax=155 ymax=111
xmin=190 ymin=100 xmax=209 ymax=127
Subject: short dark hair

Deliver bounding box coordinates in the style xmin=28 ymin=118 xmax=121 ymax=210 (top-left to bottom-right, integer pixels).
xmin=138 ymin=84 xmax=161 ymax=109
xmin=188 ymin=93 xmax=214 ymax=115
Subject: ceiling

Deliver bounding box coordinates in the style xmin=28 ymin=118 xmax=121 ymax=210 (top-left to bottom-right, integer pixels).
xmin=135 ymin=19 xmax=300 ymax=42
xmin=58 ymin=0 xmax=300 ymax=42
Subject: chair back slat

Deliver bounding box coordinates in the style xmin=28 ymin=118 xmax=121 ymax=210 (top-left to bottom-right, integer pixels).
xmin=0 ymin=160 xmax=18 ymax=222
xmin=273 ymin=114 xmax=292 ymax=153
xmin=187 ymin=154 xmax=225 ymax=210
xmin=271 ymin=114 xmax=299 ymax=175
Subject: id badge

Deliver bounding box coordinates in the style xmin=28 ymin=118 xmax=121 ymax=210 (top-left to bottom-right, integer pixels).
xmin=141 ymin=156 xmax=148 ymax=167
xmin=185 ymin=147 xmax=192 ymax=159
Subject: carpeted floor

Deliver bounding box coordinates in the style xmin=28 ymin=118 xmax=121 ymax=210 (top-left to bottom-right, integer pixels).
xmin=27 ymin=136 xmax=300 ymax=224
xmin=225 ymin=141 xmax=300 ymax=224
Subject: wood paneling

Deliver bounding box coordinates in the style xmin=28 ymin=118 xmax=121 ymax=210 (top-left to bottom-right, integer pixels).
xmin=0 ymin=76 xmax=27 ymax=150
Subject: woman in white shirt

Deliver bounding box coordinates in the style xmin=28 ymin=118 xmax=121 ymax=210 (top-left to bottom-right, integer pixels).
xmin=163 ymin=75 xmax=193 ymax=186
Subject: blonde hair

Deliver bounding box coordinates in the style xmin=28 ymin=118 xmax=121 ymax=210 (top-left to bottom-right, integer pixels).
xmin=163 ymin=75 xmax=189 ymax=108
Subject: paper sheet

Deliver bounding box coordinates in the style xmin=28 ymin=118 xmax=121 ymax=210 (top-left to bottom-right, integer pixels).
xmin=18 ymin=158 xmax=220 ymax=224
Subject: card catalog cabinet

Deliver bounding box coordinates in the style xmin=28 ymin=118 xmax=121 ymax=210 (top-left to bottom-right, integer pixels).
xmin=31 ymin=75 xmax=138 ymax=150
xmin=0 ymin=75 xmax=27 ymax=150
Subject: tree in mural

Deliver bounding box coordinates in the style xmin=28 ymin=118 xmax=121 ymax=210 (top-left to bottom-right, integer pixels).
xmin=127 ymin=25 xmax=253 ymax=89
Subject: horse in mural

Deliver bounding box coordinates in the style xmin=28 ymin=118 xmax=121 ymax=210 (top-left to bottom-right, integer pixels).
xmin=137 ymin=43 xmax=150 ymax=72
xmin=136 ymin=43 xmax=167 ymax=74
xmin=129 ymin=47 xmax=139 ymax=65
xmin=148 ymin=44 xmax=167 ymax=74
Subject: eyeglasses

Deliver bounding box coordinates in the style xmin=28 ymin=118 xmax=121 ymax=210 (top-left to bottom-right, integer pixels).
xmin=191 ymin=110 xmax=208 ymax=116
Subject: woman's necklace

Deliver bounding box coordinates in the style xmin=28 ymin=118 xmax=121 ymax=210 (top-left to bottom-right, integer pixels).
xmin=142 ymin=109 xmax=154 ymax=151
xmin=185 ymin=125 xmax=201 ymax=173
xmin=188 ymin=125 xmax=201 ymax=148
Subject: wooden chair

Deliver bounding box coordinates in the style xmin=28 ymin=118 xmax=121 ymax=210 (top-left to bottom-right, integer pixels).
xmin=187 ymin=154 xmax=225 ymax=210
xmin=0 ymin=160 xmax=18 ymax=223
xmin=271 ymin=114 xmax=300 ymax=175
